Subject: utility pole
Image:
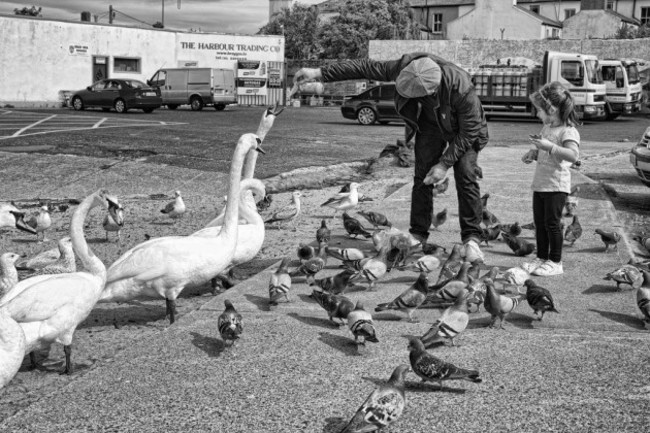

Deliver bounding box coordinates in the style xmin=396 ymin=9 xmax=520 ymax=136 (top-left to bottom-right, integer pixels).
xmin=162 ymin=0 xmax=165 ymax=27
xmin=109 ymin=5 xmax=113 ymax=24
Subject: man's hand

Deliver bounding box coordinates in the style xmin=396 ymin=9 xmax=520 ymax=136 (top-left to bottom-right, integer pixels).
xmin=423 ymin=163 xmax=449 ymax=186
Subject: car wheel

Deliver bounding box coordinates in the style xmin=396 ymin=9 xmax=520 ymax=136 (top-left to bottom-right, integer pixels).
xmin=167 ymin=104 xmax=179 ymax=110
xmin=190 ymin=96 xmax=204 ymax=111
xmin=357 ymin=107 xmax=377 ymax=125
xmin=214 ymin=104 xmax=226 ymax=111
xmin=72 ymin=97 xmax=84 ymax=111
xmin=143 ymin=108 xmax=154 ymax=114
xmin=114 ymin=99 xmax=128 ymax=113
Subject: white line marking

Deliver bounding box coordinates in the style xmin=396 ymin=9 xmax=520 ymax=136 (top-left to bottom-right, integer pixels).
xmin=12 ymin=114 xmax=57 ymax=137
xmin=0 ymin=111 xmax=13 ymax=116
xmin=92 ymin=118 xmax=108 ymax=128
xmin=0 ymin=123 xmax=187 ymax=140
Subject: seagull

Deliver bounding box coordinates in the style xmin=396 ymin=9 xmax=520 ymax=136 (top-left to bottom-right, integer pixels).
xmin=26 ymin=205 xmax=52 ymax=242
xmin=321 ymin=182 xmax=359 ymax=215
xmin=160 ymin=190 xmax=186 ymax=222
xmin=264 ymin=191 xmax=302 ymax=229
xmin=29 ymin=237 xmax=76 ymax=275
xmin=0 ymin=252 xmax=22 ymax=297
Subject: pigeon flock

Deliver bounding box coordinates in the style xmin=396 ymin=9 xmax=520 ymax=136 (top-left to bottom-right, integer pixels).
xmin=0 ymin=104 xmax=649 ymax=432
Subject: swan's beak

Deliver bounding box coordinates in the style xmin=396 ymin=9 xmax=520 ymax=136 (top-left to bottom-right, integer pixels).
xmin=115 ymin=208 xmax=125 ymax=227
xmin=255 ymin=137 xmax=266 ymax=155
xmin=107 ymin=199 xmax=121 ymax=225
xmin=11 ymin=211 xmax=37 ymax=234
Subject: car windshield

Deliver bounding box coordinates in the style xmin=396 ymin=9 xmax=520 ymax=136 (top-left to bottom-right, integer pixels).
xmin=585 ymin=60 xmax=603 ymax=84
xmin=625 ymin=64 xmax=640 ymax=84
xmin=123 ymin=80 xmax=148 ymax=89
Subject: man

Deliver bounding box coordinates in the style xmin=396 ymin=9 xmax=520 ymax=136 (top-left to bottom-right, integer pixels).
xmin=294 ymin=52 xmax=489 ymax=263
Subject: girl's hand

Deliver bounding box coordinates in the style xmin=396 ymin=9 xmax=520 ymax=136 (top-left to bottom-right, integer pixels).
xmin=529 ymin=135 xmax=553 ymax=152
xmin=522 ymin=149 xmax=538 ymax=164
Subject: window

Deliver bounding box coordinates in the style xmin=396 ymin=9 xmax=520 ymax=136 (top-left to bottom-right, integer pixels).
xmin=91 ymin=81 xmax=108 ymax=91
xmin=560 ymin=61 xmax=584 ymax=86
xmin=530 ymin=5 xmax=540 ymax=14
xmin=432 ymin=13 xmax=442 ymax=33
xmin=366 ymin=87 xmax=380 ymax=99
xmin=642 ymin=7 xmax=650 ymax=25
xmin=113 ymin=57 xmax=141 ymax=73
xmin=585 ymin=60 xmax=603 ymax=84
xmin=606 ymin=0 xmax=614 ymax=10
xmin=381 ymin=85 xmax=395 ymax=100
xmin=565 ymin=9 xmax=576 ymax=19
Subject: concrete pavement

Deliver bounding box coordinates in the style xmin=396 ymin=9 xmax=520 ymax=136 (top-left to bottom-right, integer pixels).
xmin=1 ymin=144 xmax=649 ymax=432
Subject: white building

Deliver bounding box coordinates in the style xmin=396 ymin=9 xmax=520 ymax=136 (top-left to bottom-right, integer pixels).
xmin=0 ymin=14 xmax=285 ymax=107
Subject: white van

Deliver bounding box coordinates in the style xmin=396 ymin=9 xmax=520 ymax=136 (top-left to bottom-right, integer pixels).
xmin=147 ymin=67 xmax=237 ymax=111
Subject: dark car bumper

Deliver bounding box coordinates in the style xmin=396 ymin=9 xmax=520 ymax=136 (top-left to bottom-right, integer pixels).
xmin=127 ymin=97 xmax=162 ymax=109
xmin=341 ymin=105 xmax=357 ymax=120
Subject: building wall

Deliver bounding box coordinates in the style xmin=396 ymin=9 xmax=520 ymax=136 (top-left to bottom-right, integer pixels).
xmin=0 ymin=15 xmax=284 ymax=107
xmin=447 ymin=0 xmax=548 ymax=40
xmin=412 ymin=6 xmax=460 ymax=39
xmin=562 ymin=10 xmax=626 ymax=38
xmin=369 ymin=38 xmax=650 ymax=68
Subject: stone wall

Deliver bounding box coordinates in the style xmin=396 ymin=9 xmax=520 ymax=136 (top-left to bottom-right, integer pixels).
xmin=369 ymin=38 xmax=650 ymax=66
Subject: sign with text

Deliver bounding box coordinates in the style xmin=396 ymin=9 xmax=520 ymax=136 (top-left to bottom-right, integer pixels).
xmin=68 ymin=44 xmax=89 ymax=56
xmin=237 ymin=60 xmax=267 ymax=96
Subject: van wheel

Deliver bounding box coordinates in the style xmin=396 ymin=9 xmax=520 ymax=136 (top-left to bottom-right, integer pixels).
xmin=190 ymin=96 xmax=204 ymax=111
xmin=115 ymin=99 xmax=128 ymax=113
xmin=357 ymin=107 xmax=376 ymax=125
xmin=214 ymin=104 xmax=226 ymax=111
xmin=167 ymin=104 xmax=178 ymax=110
xmin=72 ymin=97 xmax=84 ymax=111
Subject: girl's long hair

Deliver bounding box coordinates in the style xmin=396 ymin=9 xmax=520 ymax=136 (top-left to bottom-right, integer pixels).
xmin=530 ymin=81 xmax=581 ymax=127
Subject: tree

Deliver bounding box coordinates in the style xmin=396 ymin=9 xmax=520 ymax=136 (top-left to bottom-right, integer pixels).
xmin=258 ymin=4 xmax=322 ymax=60
xmin=14 ymin=6 xmax=42 ymax=16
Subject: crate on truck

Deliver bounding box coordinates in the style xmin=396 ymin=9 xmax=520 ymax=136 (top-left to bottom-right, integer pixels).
xmin=468 ymin=51 xmax=606 ymax=120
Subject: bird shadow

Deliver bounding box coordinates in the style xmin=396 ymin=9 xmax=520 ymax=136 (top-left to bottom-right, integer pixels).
xmin=322 ymin=417 xmax=347 ymax=433
xmin=243 ymin=294 xmax=270 ymax=312
xmin=582 ymin=283 xmax=617 ymax=295
xmin=373 ymin=312 xmax=407 ymax=322
xmin=298 ymin=293 xmax=317 ymax=303
xmin=382 ymin=275 xmax=418 ymax=284
xmin=288 ymin=312 xmax=341 ymax=330
xmin=318 ymin=331 xmax=358 ymax=356
xmin=404 ymin=380 xmax=467 ymax=394
xmin=149 ymin=221 xmax=175 ymax=226
xmin=576 ymin=246 xmax=609 ymax=254
xmin=10 ymin=238 xmax=38 ymax=244
xmin=467 ymin=312 xmax=534 ymax=329
xmin=588 ymin=309 xmax=644 ymax=329
xmin=189 ymin=331 xmax=225 ymax=358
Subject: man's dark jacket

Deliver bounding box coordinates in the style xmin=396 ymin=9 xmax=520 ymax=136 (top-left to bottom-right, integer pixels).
xmin=321 ymin=52 xmax=489 ymax=167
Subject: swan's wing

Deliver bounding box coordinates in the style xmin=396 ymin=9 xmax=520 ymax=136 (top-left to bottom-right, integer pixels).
xmin=106 ymin=238 xmax=183 ymax=283
xmin=0 ymin=274 xmax=59 ymax=305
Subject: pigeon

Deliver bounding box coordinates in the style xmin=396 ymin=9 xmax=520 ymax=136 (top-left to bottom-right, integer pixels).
xmin=437 ymin=244 xmax=464 ymax=284
xmin=357 ymin=210 xmax=392 ymax=230
xmin=484 ymin=278 xmax=526 ymax=329
xmin=482 ymin=208 xmax=500 ymax=228
xmin=523 ymin=279 xmax=559 ymax=320
xmin=349 ymin=246 xmax=390 ymax=290
xmin=427 ymin=262 xmax=472 ymax=304
xmin=595 ymin=228 xmax=621 ymax=252
xmin=321 ymin=182 xmax=359 ymax=214
xmin=632 ymin=235 xmax=650 ymax=255
xmin=290 ymin=241 xmax=328 ymax=284
xmin=29 ymin=237 xmax=76 ymax=275
xmin=269 ymin=257 xmax=292 ymax=306
xmin=397 ymin=255 xmax=441 ymax=273
xmin=501 ymin=267 xmax=531 ymax=287
xmin=408 ymin=338 xmax=482 ymax=389
xmin=342 ymin=212 xmax=372 ymax=239
xmin=339 ymin=365 xmax=409 ymax=433
xmin=387 ymin=233 xmax=420 ymax=269
xmin=316 ymin=219 xmax=331 ymax=244
xmin=217 ymin=300 xmax=243 ymax=346
xmin=347 ymin=301 xmax=378 ymax=344
xmin=325 ymin=248 xmax=364 ymax=264
xmin=637 ymin=270 xmax=650 ymax=328
xmin=501 ymin=222 xmax=522 ymax=237
xmin=431 ymin=208 xmax=448 ymax=230
xmin=256 ymin=194 xmax=273 ymax=212
xmin=467 ymin=266 xmax=500 ymax=311
xmin=311 ymin=289 xmax=354 ymax=325
xmin=467 ymin=261 xmax=481 ymax=281
xmin=311 ymin=269 xmax=356 ymax=295
xmin=0 ymin=252 xmax=22 ymax=297
xmin=297 ymin=243 xmax=316 ymax=262
xmin=564 ymin=196 xmax=579 ymax=217
xmin=264 ymin=191 xmax=302 ymax=228
xmin=479 ymin=225 xmax=501 ymax=246
xmin=374 ymin=272 xmax=429 ymax=322
xmin=25 ymin=205 xmax=52 ymax=242
xmin=502 ymin=232 xmax=535 ymax=256
xmin=432 ymin=177 xmax=450 ymax=196
xmin=420 ymin=290 xmax=470 ymax=348
xmin=480 ymin=193 xmax=490 ymax=209
xmin=103 ymin=205 xmax=125 ymax=242
xmin=564 ymin=215 xmax=582 ymax=246
xmin=422 ymin=242 xmax=447 ymax=257
xmin=604 ymin=264 xmax=644 ymax=291
xmin=521 ymin=222 xmax=536 ymax=230
xmin=160 ymin=190 xmax=186 ymax=221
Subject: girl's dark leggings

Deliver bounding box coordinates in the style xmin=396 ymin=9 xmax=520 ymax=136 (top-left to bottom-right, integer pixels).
xmin=533 ymin=191 xmax=568 ymax=263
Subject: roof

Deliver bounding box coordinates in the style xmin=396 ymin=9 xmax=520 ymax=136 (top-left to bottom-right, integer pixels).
xmin=514 ymin=5 xmax=562 ymax=27
xmin=408 ymin=0 xmax=474 ymax=6
xmin=605 ymin=9 xmax=641 ymax=25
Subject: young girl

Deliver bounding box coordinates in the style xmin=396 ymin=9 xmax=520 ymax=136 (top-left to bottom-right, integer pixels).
xmin=521 ymin=81 xmax=580 ymax=276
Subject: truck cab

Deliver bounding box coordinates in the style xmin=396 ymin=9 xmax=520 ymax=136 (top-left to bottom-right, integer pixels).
xmin=543 ymin=51 xmax=606 ymax=120
xmin=598 ymin=59 xmax=642 ymax=120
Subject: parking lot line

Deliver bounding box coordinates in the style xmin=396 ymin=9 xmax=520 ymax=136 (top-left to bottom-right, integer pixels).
xmin=92 ymin=118 xmax=107 ymax=128
xmin=12 ymin=114 xmax=57 ymax=137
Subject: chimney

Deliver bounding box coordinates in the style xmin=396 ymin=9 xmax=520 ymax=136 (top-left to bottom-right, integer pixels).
xmin=80 ymin=11 xmax=91 ymax=21
xmin=580 ymin=0 xmax=606 ymax=10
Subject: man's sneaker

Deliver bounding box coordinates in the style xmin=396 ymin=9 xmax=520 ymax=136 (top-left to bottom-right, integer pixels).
xmin=464 ymin=240 xmax=485 ymax=263
xmin=532 ymin=260 xmax=564 ymax=276
xmin=408 ymin=232 xmax=428 ymax=248
xmin=521 ymin=257 xmax=545 ymax=273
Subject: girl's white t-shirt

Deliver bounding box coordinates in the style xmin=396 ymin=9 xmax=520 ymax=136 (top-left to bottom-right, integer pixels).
xmin=531 ymin=124 xmax=580 ymax=194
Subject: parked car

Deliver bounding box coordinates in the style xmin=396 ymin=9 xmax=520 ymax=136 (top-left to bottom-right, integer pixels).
xmin=340 ymin=84 xmax=401 ymax=125
xmin=71 ymin=79 xmax=162 ymax=113
xmin=630 ymin=125 xmax=650 ymax=187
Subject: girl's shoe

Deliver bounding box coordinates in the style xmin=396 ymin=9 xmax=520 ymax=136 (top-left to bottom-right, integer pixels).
xmin=532 ymin=260 xmax=564 ymax=276
xmin=521 ymin=258 xmax=545 ymax=273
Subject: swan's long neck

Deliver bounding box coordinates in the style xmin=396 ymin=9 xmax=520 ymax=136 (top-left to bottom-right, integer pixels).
xmin=71 ymin=193 xmax=105 ymax=279
xmin=242 ymin=150 xmax=258 ymax=180
xmin=221 ymin=136 xmax=254 ymax=240
xmin=238 ymin=179 xmax=265 ymax=225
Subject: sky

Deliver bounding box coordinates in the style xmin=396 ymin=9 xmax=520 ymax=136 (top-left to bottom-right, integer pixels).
xmin=3 ymin=0 xmax=324 ymax=35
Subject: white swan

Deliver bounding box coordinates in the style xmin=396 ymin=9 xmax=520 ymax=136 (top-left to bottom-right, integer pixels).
xmin=0 ymin=190 xmax=121 ymax=374
xmin=99 ymin=133 xmax=264 ymax=324
xmin=103 ymin=204 xmax=125 ymax=241
xmin=0 ymin=203 xmax=37 ymax=235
